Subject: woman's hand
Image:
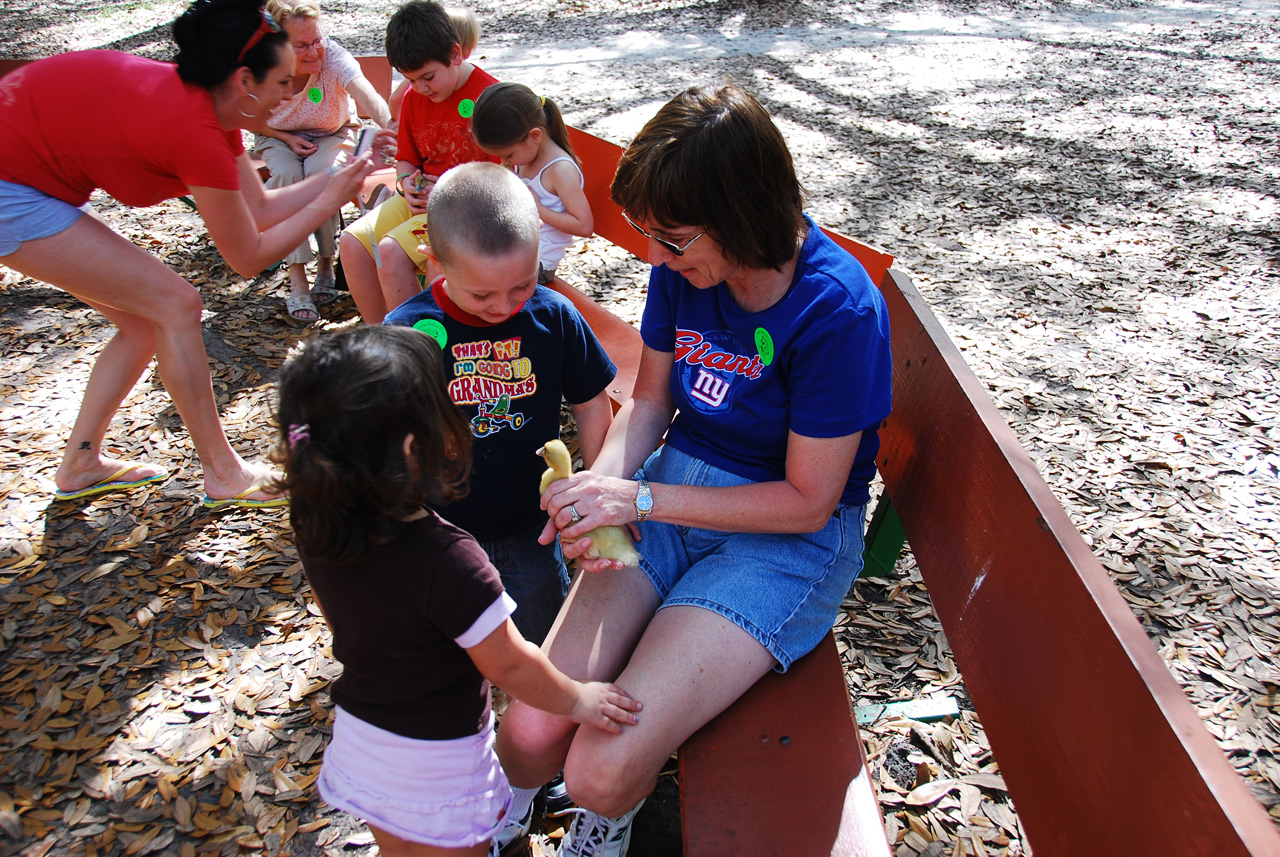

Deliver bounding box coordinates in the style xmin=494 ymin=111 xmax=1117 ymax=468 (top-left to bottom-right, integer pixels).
xmin=317 ymin=156 xmax=378 ymax=210
xmin=542 ymin=470 xmax=639 ymax=532
xmin=286 ymin=133 xmax=318 ymax=157
xmin=569 ymin=681 xmax=642 ymax=734
xmin=538 ymin=470 xmax=642 ymax=571
xmin=372 ymin=125 xmax=397 ymax=166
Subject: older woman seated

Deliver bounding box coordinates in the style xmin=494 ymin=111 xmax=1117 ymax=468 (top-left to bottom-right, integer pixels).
xmin=492 ymin=85 xmax=893 ymax=856
xmin=256 ymin=0 xmax=392 ymax=322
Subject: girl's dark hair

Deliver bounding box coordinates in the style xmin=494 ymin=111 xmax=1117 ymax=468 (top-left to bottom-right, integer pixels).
xmin=271 ymin=326 xmax=472 ymax=564
xmin=472 ymin=82 xmax=577 ymax=164
xmin=611 ymin=85 xmax=805 ymax=272
xmin=173 ymin=0 xmax=288 ymax=88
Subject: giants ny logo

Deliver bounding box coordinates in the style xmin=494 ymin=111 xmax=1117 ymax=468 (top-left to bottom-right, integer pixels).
xmin=689 ymin=368 xmax=731 ymax=408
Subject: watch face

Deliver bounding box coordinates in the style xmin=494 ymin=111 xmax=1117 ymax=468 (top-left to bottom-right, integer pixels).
xmin=636 ymin=482 xmax=653 ymax=513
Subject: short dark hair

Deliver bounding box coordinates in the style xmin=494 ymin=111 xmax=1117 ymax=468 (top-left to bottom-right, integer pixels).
xmin=386 ymin=0 xmax=459 ymax=72
xmin=172 ymin=0 xmax=288 ymax=88
xmin=427 ymin=162 xmax=539 ymax=267
xmin=271 ymin=326 xmax=472 ymax=564
xmin=611 ymin=85 xmax=806 ymax=272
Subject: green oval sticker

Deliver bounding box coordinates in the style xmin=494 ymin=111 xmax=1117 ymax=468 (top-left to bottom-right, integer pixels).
xmin=307 ymin=87 xmax=322 ymax=103
xmin=457 ymin=98 xmax=475 ymax=118
xmin=413 ymin=319 xmax=447 ymax=348
xmin=754 ymin=327 xmax=774 ymax=366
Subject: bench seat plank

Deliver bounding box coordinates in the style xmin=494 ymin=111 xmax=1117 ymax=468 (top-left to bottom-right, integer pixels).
xmin=680 ymin=633 xmax=891 ymax=856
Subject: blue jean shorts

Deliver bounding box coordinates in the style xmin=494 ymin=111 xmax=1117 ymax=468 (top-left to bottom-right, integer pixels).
xmin=0 ymin=179 xmax=87 ymax=257
xmin=479 ymin=521 xmax=570 ymax=648
xmin=635 ymin=444 xmax=867 ymax=672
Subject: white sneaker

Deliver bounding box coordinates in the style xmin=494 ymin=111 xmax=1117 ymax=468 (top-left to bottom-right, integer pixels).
xmin=489 ymin=795 xmax=533 ymax=857
xmin=558 ymin=799 xmax=645 ymax=857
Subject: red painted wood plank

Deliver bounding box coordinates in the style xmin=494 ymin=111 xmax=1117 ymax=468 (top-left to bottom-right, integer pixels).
xmin=680 ymin=634 xmax=891 ymax=857
xmin=875 ymin=268 xmax=1280 ymax=855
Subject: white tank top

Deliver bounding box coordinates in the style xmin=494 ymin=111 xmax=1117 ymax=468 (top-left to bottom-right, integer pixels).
xmin=520 ymin=156 xmax=584 ymax=270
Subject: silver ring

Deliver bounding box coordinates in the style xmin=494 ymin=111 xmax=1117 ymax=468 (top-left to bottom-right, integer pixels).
xmin=569 ymin=504 xmax=582 ymax=524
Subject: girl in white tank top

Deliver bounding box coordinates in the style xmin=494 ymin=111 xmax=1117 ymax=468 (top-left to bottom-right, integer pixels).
xmin=471 ymin=82 xmax=594 ymax=283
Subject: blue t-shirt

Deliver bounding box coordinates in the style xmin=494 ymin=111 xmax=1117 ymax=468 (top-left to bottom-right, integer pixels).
xmin=386 ymin=280 xmax=616 ymax=538
xmin=641 ymin=216 xmax=892 ymax=506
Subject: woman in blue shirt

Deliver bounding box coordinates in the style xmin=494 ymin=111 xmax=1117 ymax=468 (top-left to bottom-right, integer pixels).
xmin=494 ymin=85 xmax=893 ymax=856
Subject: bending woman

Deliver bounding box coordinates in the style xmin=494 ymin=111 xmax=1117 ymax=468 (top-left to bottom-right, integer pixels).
xmin=493 ymin=85 xmax=892 ymax=855
xmin=0 ymin=0 xmax=375 ymax=508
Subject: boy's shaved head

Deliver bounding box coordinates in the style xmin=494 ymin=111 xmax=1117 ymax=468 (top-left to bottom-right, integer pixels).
xmin=427 ymin=163 xmax=539 ymax=266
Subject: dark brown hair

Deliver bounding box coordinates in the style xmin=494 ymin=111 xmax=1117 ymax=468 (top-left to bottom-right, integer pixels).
xmin=173 ymin=0 xmax=288 ymax=87
xmin=611 ymin=85 xmax=805 ymax=272
xmin=271 ymin=326 xmax=472 ymax=563
xmin=472 ymin=81 xmax=577 ymax=164
xmin=386 ymin=0 xmax=459 ymax=72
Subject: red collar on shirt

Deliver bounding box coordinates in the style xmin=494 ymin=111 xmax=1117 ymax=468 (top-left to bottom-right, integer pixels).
xmin=430 ymin=276 xmax=527 ymax=326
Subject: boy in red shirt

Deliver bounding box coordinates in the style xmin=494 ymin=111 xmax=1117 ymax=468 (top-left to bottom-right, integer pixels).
xmin=338 ymin=0 xmax=498 ymax=324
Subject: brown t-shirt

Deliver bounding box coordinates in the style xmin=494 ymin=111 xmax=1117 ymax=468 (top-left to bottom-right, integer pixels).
xmin=300 ymin=511 xmax=508 ymax=740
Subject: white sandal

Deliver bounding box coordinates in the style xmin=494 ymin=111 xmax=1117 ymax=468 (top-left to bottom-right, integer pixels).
xmin=286 ymin=292 xmax=319 ymax=323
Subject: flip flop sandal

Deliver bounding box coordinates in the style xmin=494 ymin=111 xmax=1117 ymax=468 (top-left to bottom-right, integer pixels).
xmin=53 ymin=465 xmax=169 ymax=501
xmin=311 ymin=269 xmax=339 ymax=306
xmin=201 ymin=485 xmax=288 ymax=510
xmin=286 ymin=292 xmax=319 ymax=323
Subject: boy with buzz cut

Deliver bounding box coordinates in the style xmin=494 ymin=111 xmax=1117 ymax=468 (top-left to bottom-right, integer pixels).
xmin=338 ymin=0 xmax=499 ymax=325
xmin=386 ymin=162 xmax=616 ymax=647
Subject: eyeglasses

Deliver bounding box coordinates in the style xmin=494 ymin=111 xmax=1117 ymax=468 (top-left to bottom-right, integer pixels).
xmin=292 ymin=37 xmax=324 ymax=54
xmin=621 ymin=211 xmax=704 ymax=257
xmin=238 ymin=10 xmax=281 ymax=62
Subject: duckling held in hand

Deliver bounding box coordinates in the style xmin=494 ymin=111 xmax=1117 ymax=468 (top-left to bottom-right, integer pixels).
xmin=538 ymin=439 xmax=641 ymax=566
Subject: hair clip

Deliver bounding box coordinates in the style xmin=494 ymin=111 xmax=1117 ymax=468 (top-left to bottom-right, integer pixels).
xmin=288 ymin=423 xmax=311 ymax=448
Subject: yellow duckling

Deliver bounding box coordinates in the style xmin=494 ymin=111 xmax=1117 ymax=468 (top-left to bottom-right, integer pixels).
xmin=538 ymin=439 xmax=641 ymax=566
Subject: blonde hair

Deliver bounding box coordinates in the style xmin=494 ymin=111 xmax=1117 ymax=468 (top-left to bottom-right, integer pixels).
xmin=266 ymin=0 xmax=321 ymax=28
xmin=447 ymin=7 xmax=479 ymax=57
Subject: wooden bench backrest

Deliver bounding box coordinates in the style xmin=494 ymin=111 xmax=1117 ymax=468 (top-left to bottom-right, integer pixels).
xmin=877 ymin=269 xmax=1280 ymax=854
xmin=355 ymin=54 xmax=393 ymax=112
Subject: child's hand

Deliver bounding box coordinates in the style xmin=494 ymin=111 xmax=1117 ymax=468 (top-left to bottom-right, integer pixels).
xmin=569 ymin=681 xmax=642 ymax=734
xmin=402 ymin=170 xmax=433 ymax=214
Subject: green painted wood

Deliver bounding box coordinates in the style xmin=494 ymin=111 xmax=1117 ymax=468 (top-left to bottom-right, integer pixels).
xmin=861 ymin=494 xmax=906 ymax=578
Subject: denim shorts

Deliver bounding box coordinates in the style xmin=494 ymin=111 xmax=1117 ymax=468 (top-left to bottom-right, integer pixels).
xmin=635 ymin=444 xmax=867 ymax=672
xmin=479 ymin=521 xmax=570 ymax=647
xmin=0 ymin=179 xmax=87 ymax=256
xmin=319 ymin=707 xmax=510 ymax=847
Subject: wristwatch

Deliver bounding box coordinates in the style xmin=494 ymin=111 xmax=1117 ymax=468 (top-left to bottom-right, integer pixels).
xmin=634 ymin=478 xmax=653 ymax=522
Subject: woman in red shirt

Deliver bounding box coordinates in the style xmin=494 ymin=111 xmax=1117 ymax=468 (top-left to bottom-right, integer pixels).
xmin=0 ymin=0 xmax=376 ymax=507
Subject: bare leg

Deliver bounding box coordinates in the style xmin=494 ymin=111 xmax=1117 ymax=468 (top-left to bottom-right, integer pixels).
xmin=563 ymin=605 xmax=775 ymax=817
xmin=3 ymin=215 xmax=277 ymax=500
xmin=495 ymin=563 xmax=661 ymax=790
xmin=367 ymin=825 xmax=487 ymax=857
xmin=53 ymin=295 xmax=165 ymax=491
xmin=339 ymin=231 xmax=387 ymax=324
xmin=376 ymin=240 xmax=424 ymax=316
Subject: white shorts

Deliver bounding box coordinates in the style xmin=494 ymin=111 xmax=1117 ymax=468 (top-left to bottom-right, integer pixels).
xmin=318 ymin=706 xmax=511 ymax=847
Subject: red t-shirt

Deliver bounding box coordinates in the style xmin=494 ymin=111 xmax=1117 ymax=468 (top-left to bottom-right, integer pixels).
xmin=397 ymin=63 xmax=499 ymax=178
xmin=0 ymin=51 xmax=242 ymax=207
